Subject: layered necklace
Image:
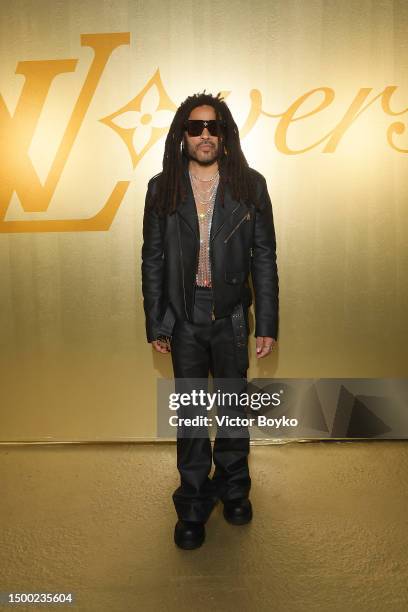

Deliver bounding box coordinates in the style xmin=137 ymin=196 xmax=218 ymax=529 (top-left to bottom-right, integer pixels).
xmin=189 ymin=169 xmax=219 ymax=219
xmin=189 ymin=168 xmax=220 ymax=287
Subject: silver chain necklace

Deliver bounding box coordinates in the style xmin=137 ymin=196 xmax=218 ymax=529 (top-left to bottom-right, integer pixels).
xmin=190 ymin=172 xmax=219 ymax=208
xmin=190 ymin=170 xmax=219 ymax=182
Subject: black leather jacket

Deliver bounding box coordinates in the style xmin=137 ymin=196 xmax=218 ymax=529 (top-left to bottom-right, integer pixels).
xmin=141 ymin=161 xmax=279 ymax=342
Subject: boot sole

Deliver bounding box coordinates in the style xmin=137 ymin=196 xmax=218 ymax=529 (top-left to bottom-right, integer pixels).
xmin=223 ymin=510 xmax=253 ymax=525
xmin=174 ymin=536 xmax=205 ymax=549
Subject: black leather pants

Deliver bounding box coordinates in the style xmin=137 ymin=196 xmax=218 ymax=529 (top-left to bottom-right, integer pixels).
xmin=170 ymin=286 xmax=251 ymax=523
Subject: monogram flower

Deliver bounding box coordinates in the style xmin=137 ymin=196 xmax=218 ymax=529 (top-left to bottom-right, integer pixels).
xmin=100 ymin=69 xmax=176 ymax=167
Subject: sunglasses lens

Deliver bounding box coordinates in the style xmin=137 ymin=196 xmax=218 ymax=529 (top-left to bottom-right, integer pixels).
xmin=187 ymin=121 xmax=203 ymax=136
xmin=207 ymin=121 xmax=219 ymax=136
xmin=185 ymin=120 xmax=222 ymax=136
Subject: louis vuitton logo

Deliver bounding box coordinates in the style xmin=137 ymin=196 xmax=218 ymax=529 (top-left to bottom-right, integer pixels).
xmin=1 ymin=32 xmax=407 ymax=234
xmin=0 ymin=33 xmax=130 ymax=233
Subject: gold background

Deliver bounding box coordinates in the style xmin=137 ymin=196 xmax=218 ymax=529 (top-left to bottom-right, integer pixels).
xmin=0 ymin=0 xmax=407 ymax=440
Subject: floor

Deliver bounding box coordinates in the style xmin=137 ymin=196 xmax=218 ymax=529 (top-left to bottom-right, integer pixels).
xmin=1 ymin=441 xmax=408 ymax=611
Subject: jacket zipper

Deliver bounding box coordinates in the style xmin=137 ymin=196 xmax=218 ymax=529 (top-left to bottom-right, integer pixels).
xmin=192 ymin=241 xmax=199 ymax=320
xmin=223 ymin=211 xmax=251 ymax=243
xmin=210 ymin=243 xmax=215 ymax=320
xmin=176 ymin=215 xmax=188 ymax=319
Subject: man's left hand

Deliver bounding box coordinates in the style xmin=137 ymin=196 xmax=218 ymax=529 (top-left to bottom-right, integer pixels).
xmin=256 ymin=336 xmax=277 ymax=358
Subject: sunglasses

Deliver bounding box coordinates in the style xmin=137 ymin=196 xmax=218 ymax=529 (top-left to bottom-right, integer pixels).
xmin=184 ymin=119 xmax=225 ymax=137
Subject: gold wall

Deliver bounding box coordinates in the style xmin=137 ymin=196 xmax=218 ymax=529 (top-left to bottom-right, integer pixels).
xmin=1 ymin=0 xmax=407 ymax=440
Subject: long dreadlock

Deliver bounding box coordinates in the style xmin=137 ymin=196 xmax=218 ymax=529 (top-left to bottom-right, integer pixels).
xmin=151 ymin=91 xmax=258 ymax=216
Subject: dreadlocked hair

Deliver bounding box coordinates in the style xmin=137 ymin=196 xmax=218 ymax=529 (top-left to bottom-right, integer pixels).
xmin=150 ymin=90 xmax=258 ymax=216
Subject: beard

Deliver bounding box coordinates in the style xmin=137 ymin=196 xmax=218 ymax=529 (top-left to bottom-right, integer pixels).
xmin=183 ymin=136 xmax=219 ymax=166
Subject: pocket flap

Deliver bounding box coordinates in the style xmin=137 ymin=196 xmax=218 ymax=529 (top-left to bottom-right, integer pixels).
xmin=158 ymin=303 xmax=176 ymax=336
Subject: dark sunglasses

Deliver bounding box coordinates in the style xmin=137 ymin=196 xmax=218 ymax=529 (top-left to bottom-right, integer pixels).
xmin=184 ymin=119 xmax=225 ymax=137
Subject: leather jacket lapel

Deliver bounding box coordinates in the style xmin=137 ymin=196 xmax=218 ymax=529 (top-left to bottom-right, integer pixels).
xmin=210 ymin=184 xmax=241 ymax=242
xmin=177 ymin=169 xmax=199 ymax=238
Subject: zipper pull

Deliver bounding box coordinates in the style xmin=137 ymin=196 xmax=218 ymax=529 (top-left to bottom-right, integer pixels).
xmin=211 ymin=304 xmax=215 ymax=321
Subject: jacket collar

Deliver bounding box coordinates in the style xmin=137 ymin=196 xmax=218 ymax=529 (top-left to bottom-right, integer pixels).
xmin=178 ymin=155 xmax=241 ymax=241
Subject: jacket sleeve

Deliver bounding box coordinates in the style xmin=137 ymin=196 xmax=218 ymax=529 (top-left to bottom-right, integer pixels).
xmin=250 ymin=176 xmax=279 ymax=339
xmin=141 ymin=179 xmax=165 ymax=343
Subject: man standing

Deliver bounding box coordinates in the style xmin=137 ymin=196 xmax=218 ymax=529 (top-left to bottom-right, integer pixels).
xmin=141 ymin=92 xmax=279 ymax=549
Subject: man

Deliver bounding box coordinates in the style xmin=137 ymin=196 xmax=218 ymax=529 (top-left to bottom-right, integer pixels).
xmin=141 ymin=92 xmax=279 ymax=549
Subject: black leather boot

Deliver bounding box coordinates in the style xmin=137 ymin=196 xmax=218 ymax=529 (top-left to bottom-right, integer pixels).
xmin=223 ymin=498 xmax=253 ymax=525
xmin=174 ymin=520 xmax=205 ymax=549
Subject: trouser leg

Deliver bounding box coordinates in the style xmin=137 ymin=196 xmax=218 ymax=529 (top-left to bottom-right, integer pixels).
xmin=210 ymin=312 xmax=251 ymax=502
xmin=170 ymin=289 xmax=216 ymax=523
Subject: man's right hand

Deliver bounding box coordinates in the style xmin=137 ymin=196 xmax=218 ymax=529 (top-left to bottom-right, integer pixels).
xmin=152 ymin=339 xmax=171 ymax=353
